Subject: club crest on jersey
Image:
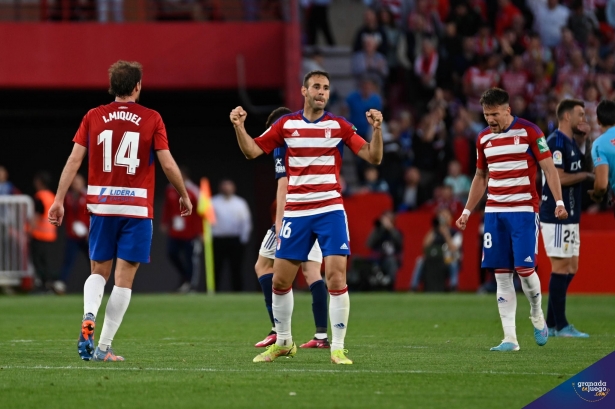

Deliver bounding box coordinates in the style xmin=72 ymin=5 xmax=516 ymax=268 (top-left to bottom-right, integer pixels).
xmin=325 ymin=128 xmax=331 ymax=138
xmin=514 ymin=135 xmax=520 ymax=145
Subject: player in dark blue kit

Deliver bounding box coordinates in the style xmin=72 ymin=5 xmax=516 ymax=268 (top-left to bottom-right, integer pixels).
xmin=253 ymin=107 xmax=329 ymax=349
xmin=540 ymin=99 xmax=593 ymax=338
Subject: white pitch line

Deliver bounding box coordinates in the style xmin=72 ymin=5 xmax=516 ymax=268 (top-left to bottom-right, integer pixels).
xmin=0 ymin=365 xmax=573 ymax=377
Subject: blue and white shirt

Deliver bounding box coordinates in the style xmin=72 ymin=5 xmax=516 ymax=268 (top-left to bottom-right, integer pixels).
xmin=540 ymin=130 xmax=584 ymax=224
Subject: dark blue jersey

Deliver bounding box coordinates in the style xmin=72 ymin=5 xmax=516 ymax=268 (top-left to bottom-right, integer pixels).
xmin=273 ymin=146 xmax=287 ymax=180
xmin=540 ymin=130 xmax=583 ymax=224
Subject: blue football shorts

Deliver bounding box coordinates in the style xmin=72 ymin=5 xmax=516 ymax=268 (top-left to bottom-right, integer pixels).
xmin=482 ymin=212 xmax=539 ymax=270
xmin=89 ymin=215 xmax=153 ymax=263
xmin=275 ymin=210 xmax=350 ymax=260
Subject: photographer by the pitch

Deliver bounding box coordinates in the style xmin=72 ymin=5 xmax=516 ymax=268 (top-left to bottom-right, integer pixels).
xmin=410 ymin=208 xmax=462 ymax=291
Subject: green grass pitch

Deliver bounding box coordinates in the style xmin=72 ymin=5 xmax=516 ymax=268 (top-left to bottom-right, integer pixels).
xmin=1 ymin=293 xmax=614 ymax=409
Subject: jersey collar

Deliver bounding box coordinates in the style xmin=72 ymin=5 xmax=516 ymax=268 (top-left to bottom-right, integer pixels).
xmin=301 ymin=110 xmax=327 ymax=124
xmin=502 ymin=116 xmax=518 ymax=133
xmin=555 ymin=129 xmax=572 ymax=140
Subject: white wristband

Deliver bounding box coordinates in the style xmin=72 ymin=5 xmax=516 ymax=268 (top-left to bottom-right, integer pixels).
xmin=462 ymin=209 xmax=471 ymax=216
xmin=556 ymin=200 xmax=564 ymax=207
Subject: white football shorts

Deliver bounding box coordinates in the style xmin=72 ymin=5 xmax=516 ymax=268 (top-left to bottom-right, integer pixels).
xmin=258 ymin=227 xmax=323 ymax=263
xmin=540 ymin=222 xmax=580 ymax=258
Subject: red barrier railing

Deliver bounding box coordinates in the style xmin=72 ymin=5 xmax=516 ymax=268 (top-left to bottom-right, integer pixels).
xmin=343 ymin=192 xmax=615 ymax=293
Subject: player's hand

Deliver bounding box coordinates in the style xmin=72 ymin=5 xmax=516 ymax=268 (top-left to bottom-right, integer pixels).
xmin=366 ymin=109 xmax=383 ymax=130
xmin=179 ymin=196 xmax=192 ymax=217
xmin=48 ymin=202 xmax=64 ymax=227
xmin=455 ymin=214 xmax=468 ymax=231
xmin=588 ymin=189 xmax=604 ymax=203
xmin=555 ymin=205 xmax=568 ymax=220
xmin=576 ymin=121 xmax=590 ymax=137
xmin=585 ymin=172 xmax=595 ymax=182
xmin=230 ymin=106 xmax=247 ymax=127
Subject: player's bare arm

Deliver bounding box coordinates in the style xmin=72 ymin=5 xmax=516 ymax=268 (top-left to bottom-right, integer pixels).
xmin=589 ymin=164 xmax=609 ymax=203
xmin=456 ymin=168 xmax=488 ymax=231
xmin=357 ymin=109 xmax=384 ymax=165
xmin=48 ymin=143 xmax=87 ymax=227
xmin=556 ymin=167 xmax=594 ymax=186
xmin=156 ymin=150 xmax=192 ymax=216
xmin=275 ymin=176 xmax=288 ymax=237
xmin=539 ymin=157 xmax=568 ymax=220
xmin=230 ymin=106 xmax=265 ymax=160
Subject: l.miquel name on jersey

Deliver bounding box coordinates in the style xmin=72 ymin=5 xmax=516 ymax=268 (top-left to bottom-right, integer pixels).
xmin=102 ymin=111 xmax=142 ymax=125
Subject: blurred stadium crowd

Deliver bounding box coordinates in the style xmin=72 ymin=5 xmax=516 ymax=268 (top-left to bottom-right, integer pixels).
xmin=330 ymin=0 xmax=614 ymax=215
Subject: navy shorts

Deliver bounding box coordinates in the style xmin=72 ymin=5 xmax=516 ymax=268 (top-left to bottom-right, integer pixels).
xmin=89 ymin=215 xmax=153 ymax=263
xmin=482 ymin=212 xmax=539 ymax=270
xmin=275 ymin=210 xmax=350 ymax=260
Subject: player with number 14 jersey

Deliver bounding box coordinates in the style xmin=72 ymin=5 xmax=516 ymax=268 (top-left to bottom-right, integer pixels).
xmin=49 ymin=61 xmax=191 ymax=363
xmin=74 ymin=101 xmax=169 ymax=219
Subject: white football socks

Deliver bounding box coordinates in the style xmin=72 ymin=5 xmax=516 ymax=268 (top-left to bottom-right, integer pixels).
xmin=329 ymin=286 xmax=350 ymax=351
xmin=519 ymin=270 xmax=544 ymax=325
xmin=495 ymin=272 xmax=517 ymax=343
xmin=272 ymin=288 xmax=294 ymax=348
xmin=83 ymin=274 xmax=106 ymax=318
xmin=98 ymin=286 xmax=132 ymax=351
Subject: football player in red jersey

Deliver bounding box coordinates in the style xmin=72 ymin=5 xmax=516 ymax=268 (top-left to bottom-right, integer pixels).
xmin=457 ymin=88 xmax=566 ymax=352
xmin=231 ymin=70 xmax=384 ymax=364
xmin=49 ymin=60 xmax=192 ymax=362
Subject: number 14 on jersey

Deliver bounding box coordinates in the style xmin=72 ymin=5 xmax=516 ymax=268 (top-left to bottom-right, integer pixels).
xmin=98 ymin=130 xmax=141 ymax=174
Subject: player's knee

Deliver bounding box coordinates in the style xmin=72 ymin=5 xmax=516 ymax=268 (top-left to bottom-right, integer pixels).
xmin=254 ymin=257 xmax=273 ymax=277
xmin=90 ymin=267 xmax=111 ymax=281
xmin=325 ymin=270 xmax=346 ymax=289
xmin=90 ymin=271 xmax=110 ymax=281
xmin=302 ymin=269 xmax=321 ymax=285
xmin=272 ymin=275 xmax=293 ymax=290
xmin=115 ymin=273 xmax=135 ymax=289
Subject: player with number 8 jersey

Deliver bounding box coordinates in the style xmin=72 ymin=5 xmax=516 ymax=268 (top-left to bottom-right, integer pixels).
xmin=48 ymin=61 xmax=192 ymax=362
xmin=456 ymin=88 xmax=568 ymax=352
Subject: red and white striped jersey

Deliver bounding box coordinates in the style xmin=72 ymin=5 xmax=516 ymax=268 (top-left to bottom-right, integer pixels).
xmin=73 ymin=102 xmax=169 ymax=219
xmin=254 ymin=111 xmax=367 ymax=217
xmin=476 ymin=117 xmax=551 ymax=213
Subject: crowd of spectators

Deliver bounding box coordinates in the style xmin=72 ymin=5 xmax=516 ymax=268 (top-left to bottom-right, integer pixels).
xmin=341 ymin=0 xmax=615 ymax=216
xmin=45 ymin=0 xmax=285 ymax=22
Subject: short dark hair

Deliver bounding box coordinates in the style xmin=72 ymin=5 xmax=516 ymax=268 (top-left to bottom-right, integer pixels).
xmin=596 ymin=99 xmax=615 ymax=127
xmin=479 ymin=88 xmax=509 ymax=107
xmin=108 ymin=60 xmax=143 ymax=98
xmin=266 ymin=107 xmax=292 ymax=128
xmin=303 ymin=70 xmax=330 ymax=88
xmin=556 ymin=99 xmax=585 ymax=120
